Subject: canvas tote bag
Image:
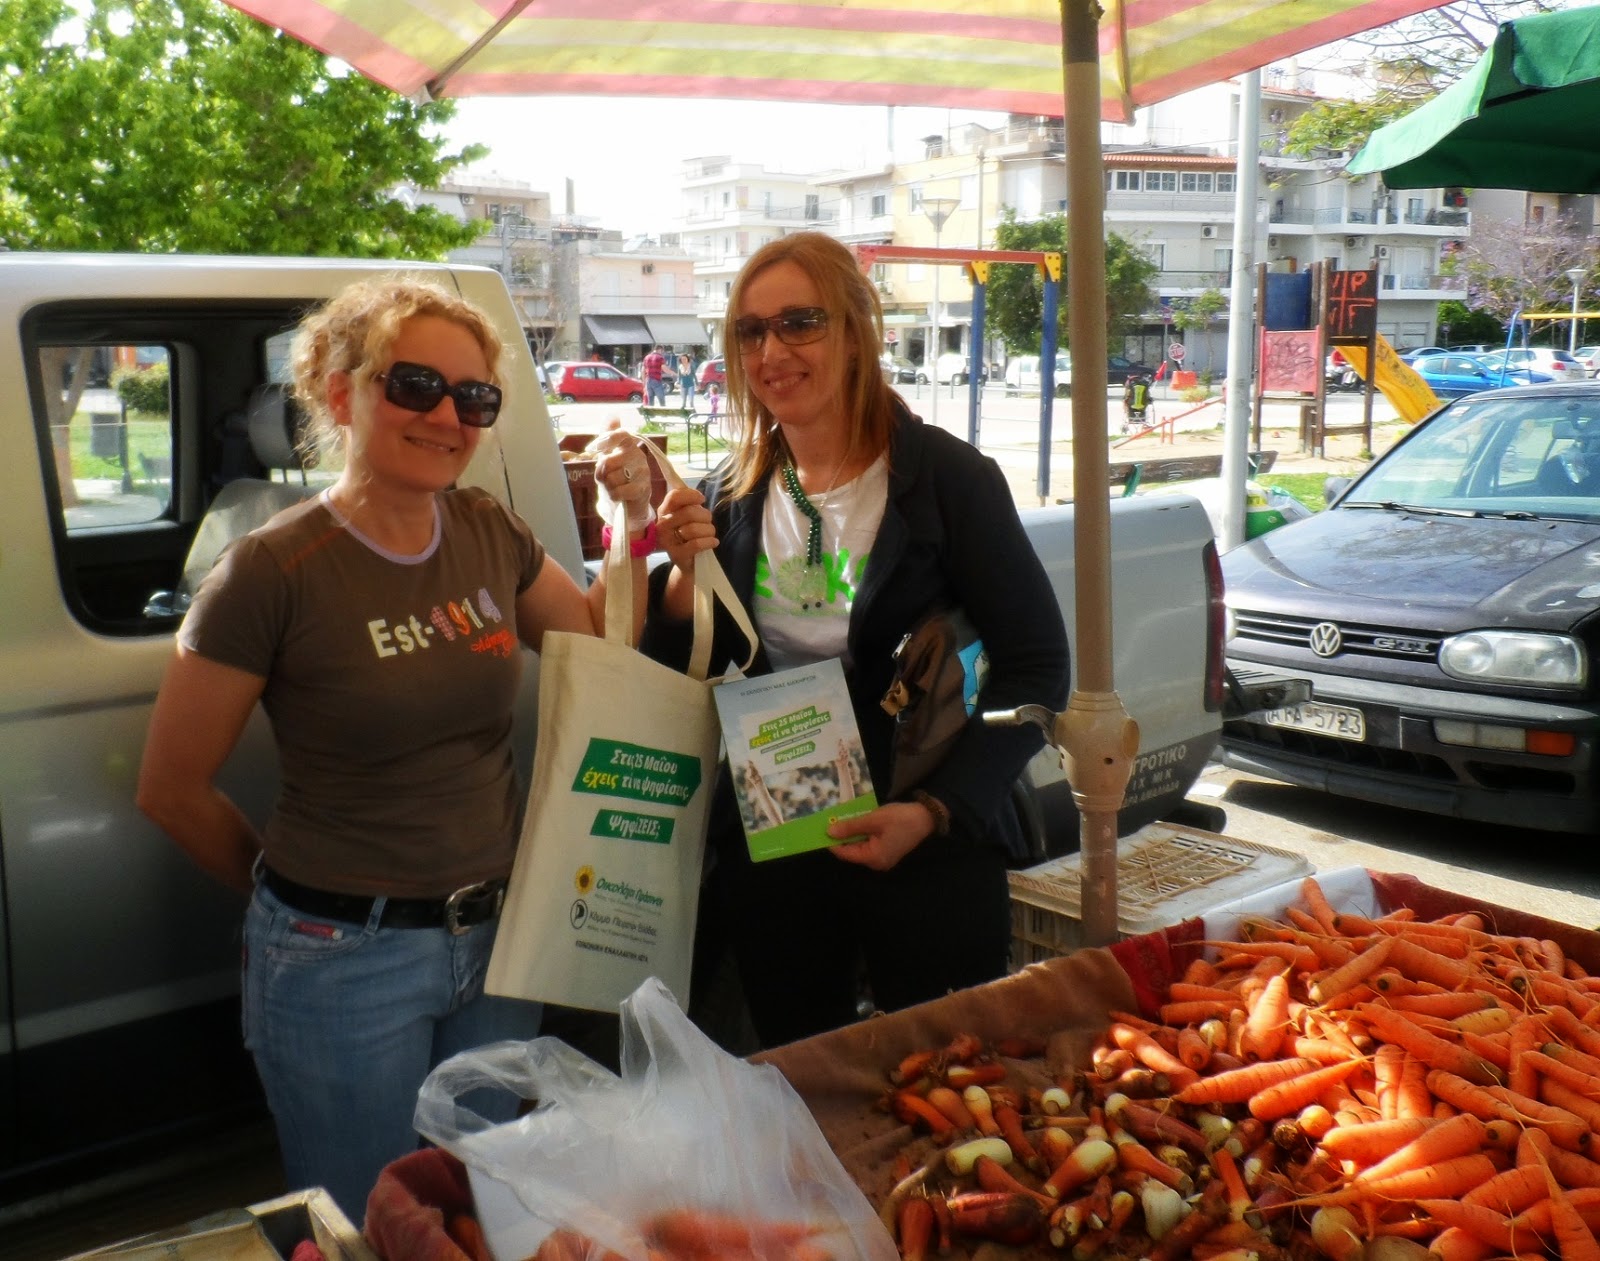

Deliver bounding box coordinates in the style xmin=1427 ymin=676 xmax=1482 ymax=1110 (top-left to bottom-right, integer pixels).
xmin=487 ymin=448 xmax=756 ymax=1013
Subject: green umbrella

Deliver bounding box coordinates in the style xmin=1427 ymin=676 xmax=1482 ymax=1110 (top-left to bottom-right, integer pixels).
xmin=1349 ymin=5 xmax=1600 ymax=191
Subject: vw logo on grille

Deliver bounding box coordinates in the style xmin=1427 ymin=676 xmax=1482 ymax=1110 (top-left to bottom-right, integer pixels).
xmin=1308 ymin=621 xmax=1344 ymax=657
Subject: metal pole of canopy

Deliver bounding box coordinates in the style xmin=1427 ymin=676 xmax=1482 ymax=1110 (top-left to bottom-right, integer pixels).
xmin=1057 ymin=0 xmax=1140 ymax=948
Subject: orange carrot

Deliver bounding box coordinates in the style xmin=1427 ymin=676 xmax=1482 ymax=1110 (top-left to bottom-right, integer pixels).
xmin=1351 ymin=1112 xmax=1487 ymax=1186
xmin=447 ymin=1213 xmax=494 ymax=1261
xmin=892 ymin=1089 xmax=956 ymax=1138
xmin=1302 ymin=1152 xmax=1503 ymax=1207
xmin=1248 ymin=1057 xmax=1367 ymax=1122
xmin=973 ymin=1155 xmax=1055 ymax=1211
xmin=942 ymin=1191 xmax=1045 ymax=1246
xmin=1373 ymin=1042 xmax=1404 ymax=1121
xmin=645 ymin=1209 xmax=817 ymax=1255
xmin=1538 ymin=1075 xmax=1600 ymax=1135
xmin=1309 ymin=933 xmax=1396 ymax=1005
xmin=1239 ymin=972 xmax=1292 ymax=1062
xmin=897 ymin=1196 xmax=935 ymax=1261
xmin=1396 ymin=1052 xmax=1432 ymax=1120
xmin=1113 ymin=1137 xmax=1191 ymax=1194
xmin=1176 ymin=1024 xmax=1212 ymax=1072
xmin=1462 ymin=1164 xmax=1550 ymax=1215
xmin=1506 ymin=1016 xmax=1543 ymax=1099
xmin=1411 ymin=1200 xmax=1524 ymax=1254
xmin=1426 ymin=1069 xmax=1591 ymax=1152
xmin=924 ymin=1085 xmax=976 ymax=1130
xmin=1383 ymin=991 xmax=1499 ymax=1020
xmin=1172 ymin=1056 xmax=1325 ymax=1106
xmin=1385 ymin=935 xmax=1474 ymax=989
xmin=1105 ymin=1022 xmax=1197 ymax=1092
xmin=1357 ymin=1003 xmax=1503 ymax=1086
xmin=1532 ymin=1145 xmax=1600 ymax=1260
xmin=1160 ymin=999 xmax=1246 ymax=1026
xmin=992 ymin=1103 xmax=1042 ymax=1172
xmin=1299 ymin=876 xmax=1340 ymax=934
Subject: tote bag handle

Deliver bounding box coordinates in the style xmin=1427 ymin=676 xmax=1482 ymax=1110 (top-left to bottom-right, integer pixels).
xmin=600 ymin=439 xmax=757 ymax=683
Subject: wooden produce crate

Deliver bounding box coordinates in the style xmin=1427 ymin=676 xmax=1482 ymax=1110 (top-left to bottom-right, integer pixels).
xmin=68 ymin=1188 xmax=374 ymax=1261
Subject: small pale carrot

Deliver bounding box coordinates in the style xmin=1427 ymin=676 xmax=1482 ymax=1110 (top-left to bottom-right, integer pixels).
xmin=924 ymin=1085 xmax=976 ymax=1130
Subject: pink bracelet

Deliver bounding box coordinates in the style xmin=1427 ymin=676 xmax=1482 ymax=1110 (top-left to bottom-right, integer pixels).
xmin=600 ymin=519 xmax=658 ymax=557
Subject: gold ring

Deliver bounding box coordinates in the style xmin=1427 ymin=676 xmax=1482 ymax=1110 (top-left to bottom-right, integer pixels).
xmin=676 ymin=527 xmax=686 ymax=544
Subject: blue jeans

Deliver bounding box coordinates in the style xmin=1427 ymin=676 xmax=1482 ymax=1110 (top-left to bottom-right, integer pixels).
xmin=242 ymin=880 xmax=543 ymax=1224
xmin=646 ymin=377 xmax=667 ymax=406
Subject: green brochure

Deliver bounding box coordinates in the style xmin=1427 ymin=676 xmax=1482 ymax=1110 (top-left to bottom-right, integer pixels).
xmin=713 ymin=657 xmax=879 ymax=861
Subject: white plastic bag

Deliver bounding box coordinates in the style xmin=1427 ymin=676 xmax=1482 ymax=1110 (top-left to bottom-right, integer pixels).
xmin=414 ymin=978 xmax=899 ymax=1261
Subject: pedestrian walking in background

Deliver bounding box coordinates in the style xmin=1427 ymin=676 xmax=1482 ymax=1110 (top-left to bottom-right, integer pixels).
xmin=643 ymin=344 xmax=669 ymax=407
xmin=679 ymin=351 xmax=697 ymax=409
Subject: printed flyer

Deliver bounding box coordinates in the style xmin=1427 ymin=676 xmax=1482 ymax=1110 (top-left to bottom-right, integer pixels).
xmin=714 ymin=657 xmax=877 ymax=861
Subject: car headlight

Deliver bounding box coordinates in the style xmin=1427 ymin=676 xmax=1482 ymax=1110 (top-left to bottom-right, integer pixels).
xmin=1439 ymin=630 xmax=1587 ymax=688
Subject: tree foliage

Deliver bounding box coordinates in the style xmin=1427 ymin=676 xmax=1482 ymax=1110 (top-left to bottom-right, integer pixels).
xmin=1284 ymin=1 xmax=1558 ymax=156
xmin=0 ymin=0 xmax=485 ymax=256
xmin=986 ymin=210 xmax=1159 ymax=355
xmin=1444 ymin=216 xmax=1595 ymax=329
xmin=1433 ymin=298 xmax=1505 ymax=346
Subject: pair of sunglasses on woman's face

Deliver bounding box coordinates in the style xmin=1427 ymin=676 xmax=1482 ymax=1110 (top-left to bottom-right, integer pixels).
xmin=376 ymin=361 xmax=503 ymax=428
xmin=732 ymin=307 xmax=830 ymax=355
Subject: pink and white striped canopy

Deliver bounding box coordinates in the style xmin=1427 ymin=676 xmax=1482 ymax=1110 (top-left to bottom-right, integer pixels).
xmin=226 ymin=0 xmax=1441 ymax=123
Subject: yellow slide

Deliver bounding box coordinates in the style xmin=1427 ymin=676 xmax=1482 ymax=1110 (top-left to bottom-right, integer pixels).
xmin=1337 ymin=335 xmax=1442 ymax=424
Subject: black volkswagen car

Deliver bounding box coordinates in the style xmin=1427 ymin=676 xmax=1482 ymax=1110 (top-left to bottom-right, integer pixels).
xmin=1221 ymin=382 xmax=1600 ymax=833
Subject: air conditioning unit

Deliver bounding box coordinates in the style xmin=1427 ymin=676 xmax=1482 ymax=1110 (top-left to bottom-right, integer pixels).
xmin=642 ymin=263 xmax=655 ymax=274
xmin=1377 ymin=245 xmax=1392 ymax=259
xmin=1201 ymin=225 xmax=1217 ymax=238
xmin=459 ymin=194 xmax=475 ymax=206
xmin=1345 ymin=236 xmax=1359 ymax=248
xmin=1268 ymin=108 xmax=1285 ymax=124
xmin=1268 ymin=235 xmax=1279 ymax=248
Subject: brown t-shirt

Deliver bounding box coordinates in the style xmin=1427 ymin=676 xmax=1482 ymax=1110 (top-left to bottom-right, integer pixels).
xmin=180 ymin=487 xmax=545 ymax=897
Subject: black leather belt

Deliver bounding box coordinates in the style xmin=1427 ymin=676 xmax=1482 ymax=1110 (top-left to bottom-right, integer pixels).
xmin=261 ymin=867 xmax=506 ymax=935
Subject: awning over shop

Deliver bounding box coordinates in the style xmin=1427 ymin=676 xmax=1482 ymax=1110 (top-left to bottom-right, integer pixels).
xmin=644 ymin=314 xmax=708 ymax=345
xmin=582 ymin=315 xmax=652 ymax=346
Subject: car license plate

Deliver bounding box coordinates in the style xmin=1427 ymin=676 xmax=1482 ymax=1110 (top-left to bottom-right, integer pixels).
xmin=1261 ymin=701 xmax=1367 ymax=742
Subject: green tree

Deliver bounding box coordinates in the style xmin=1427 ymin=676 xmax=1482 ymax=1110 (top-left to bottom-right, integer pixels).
xmin=986 ymin=210 xmax=1159 ymax=355
xmin=1433 ymin=299 xmax=1504 ymax=347
xmin=1171 ymin=288 xmax=1227 ymax=371
xmin=0 ymin=0 xmax=484 ymax=256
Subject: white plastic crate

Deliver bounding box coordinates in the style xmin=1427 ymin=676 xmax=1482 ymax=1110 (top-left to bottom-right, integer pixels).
xmin=1008 ymin=823 xmax=1313 ymax=966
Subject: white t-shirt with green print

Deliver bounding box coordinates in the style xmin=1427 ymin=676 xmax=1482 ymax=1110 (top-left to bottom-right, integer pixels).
xmin=756 ymin=455 xmax=888 ymax=671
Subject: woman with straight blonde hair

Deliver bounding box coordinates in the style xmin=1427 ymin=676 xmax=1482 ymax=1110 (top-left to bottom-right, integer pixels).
xmin=646 ymin=232 xmax=1068 ymax=1049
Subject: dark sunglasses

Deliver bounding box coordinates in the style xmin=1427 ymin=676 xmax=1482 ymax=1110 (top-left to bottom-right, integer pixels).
xmin=732 ymin=307 xmax=830 ymax=354
xmin=375 ymin=361 xmax=503 ymax=428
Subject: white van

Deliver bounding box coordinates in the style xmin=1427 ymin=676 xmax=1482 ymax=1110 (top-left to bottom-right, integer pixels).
xmin=1004 ymin=352 xmax=1072 ymax=397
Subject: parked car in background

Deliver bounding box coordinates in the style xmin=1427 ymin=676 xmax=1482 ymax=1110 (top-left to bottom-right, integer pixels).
xmin=547 ymin=360 xmax=646 ymax=403
xmin=920 ymin=351 xmax=986 ymax=386
xmin=1397 ymin=346 xmax=1448 ymax=364
xmin=1481 ymin=347 xmax=1588 ymax=383
xmin=1004 ymin=352 xmax=1073 ymax=397
xmin=879 ymin=353 xmax=917 ymax=383
xmin=697 ymin=356 xmax=726 ymax=391
xmin=1107 ymin=353 xmax=1157 ymax=385
xmin=1221 ymin=381 xmax=1600 ymax=834
xmin=1572 ymin=345 xmax=1600 ymax=376
xmin=1408 ymin=352 xmax=1551 ymax=400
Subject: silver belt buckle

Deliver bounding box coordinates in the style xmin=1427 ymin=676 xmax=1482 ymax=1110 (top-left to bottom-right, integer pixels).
xmin=444 ymin=880 xmax=505 ymax=935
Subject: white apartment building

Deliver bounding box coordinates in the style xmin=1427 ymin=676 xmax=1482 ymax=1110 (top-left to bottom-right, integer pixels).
xmin=673 ymin=157 xmax=836 ymax=346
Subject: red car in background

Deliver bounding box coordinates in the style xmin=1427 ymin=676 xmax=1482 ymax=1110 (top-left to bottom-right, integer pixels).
xmin=696 ymin=357 xmax=726 ymax=391
xmin=548 ymin=361 xmax=645 ymax=403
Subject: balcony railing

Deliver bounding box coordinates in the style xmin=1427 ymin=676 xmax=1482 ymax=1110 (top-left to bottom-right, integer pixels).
xmin=682 ymin=205 xmax=837 ymax=226
xmin=1157 ymin=271 xmax=1232 ymax=290
xmin=582 ymin=296 xmax=705 ymax=315
xmin=1379 ymin=272 xmax=1465 ymax=294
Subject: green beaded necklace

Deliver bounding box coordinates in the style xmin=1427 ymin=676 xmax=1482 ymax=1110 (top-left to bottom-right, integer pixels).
xmin=779 ymin=461 xmax=825 ymax=566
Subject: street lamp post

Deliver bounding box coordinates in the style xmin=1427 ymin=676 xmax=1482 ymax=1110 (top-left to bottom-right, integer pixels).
xmin=921 ymin=196 xmax=958 ymax=431
xmin=1567 ymin=267 xmax=1587 ymax=353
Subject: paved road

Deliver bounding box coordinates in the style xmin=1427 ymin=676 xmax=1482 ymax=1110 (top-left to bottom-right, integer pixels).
xmin=1191 ymin=761 xmax=1600 ymax=927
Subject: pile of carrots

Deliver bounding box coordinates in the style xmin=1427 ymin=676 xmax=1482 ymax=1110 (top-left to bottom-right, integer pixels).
xmin=876 ymin=876 xmax=1600 ymax=1260
xmin=528 ymin=1209 xmax=839 ymax=1261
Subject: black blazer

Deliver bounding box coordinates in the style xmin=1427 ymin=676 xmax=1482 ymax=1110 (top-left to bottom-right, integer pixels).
xmin=643 ymin=411 xmax=1070 ymax=860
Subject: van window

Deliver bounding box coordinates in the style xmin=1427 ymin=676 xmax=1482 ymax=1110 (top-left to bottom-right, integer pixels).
xmin=27 ymin=301 xmax=330 ymax=635
xmin=44 ymin=343 xmax=174 ymax=531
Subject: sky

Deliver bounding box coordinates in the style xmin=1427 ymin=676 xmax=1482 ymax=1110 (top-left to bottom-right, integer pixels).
xmin=444 ymin=98 xmax=1012 ymax=237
